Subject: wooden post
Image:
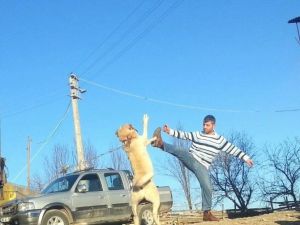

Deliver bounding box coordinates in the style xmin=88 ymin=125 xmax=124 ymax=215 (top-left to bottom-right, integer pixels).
xmin=270 ymin=197 xmax=274 ymax=211
xmin=285 ymin=196 xmax=289 ymax=209
xmin=222 ymin=203 xmax=224 ymax=219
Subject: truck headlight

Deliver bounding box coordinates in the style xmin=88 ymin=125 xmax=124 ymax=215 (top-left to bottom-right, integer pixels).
xmin=17 ymin=202 xmax=35 ymax=212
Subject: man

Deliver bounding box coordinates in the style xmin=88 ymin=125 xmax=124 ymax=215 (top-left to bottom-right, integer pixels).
xmin=151 ymin=115 xmax=254 ymax=221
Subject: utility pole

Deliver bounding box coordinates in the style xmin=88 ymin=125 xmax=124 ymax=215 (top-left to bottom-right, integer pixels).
xmin=69 ymin=74 xmax=86 ymax=171
xmin=26 ymin=137 xmax=31 ymax=191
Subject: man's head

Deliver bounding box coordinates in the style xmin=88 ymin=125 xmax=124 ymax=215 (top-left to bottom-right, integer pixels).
xmin=203 ymin=115 xmax=216 ymax=135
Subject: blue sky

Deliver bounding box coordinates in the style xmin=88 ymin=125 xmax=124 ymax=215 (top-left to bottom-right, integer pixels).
xmin=0 ymin=1 xmax=299 ymax=209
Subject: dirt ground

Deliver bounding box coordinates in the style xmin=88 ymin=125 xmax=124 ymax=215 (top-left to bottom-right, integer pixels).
xmin=197 ymin=210 xmax=299 ymax=225
xmin=162 ymin=210 xmax=300 ymax=225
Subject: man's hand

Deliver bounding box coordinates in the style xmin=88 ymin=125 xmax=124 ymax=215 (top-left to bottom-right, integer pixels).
xmin=246 ymin=159 xmax=254 ymax=167
xmin=163 ymin=124 xmax=170 ymax=134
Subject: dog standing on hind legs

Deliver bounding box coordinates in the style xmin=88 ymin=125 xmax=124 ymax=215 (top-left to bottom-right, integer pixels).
xmin=116 ymin=114 xmax=161 ymax=225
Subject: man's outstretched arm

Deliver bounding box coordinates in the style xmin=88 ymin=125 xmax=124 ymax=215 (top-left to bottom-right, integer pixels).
xmin=163 ymin=124 xmax=194 ymax=141
xmin=221 ymin=138 xmax=254 ymax=168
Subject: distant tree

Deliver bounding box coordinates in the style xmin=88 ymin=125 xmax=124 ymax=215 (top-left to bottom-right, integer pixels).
xmin=30 ymin=174 xmax=45 ymax=192
xmin=259 ymin=137 xmax=300 ymax=206
xmin=41 ymin=142 xmax=100 ymax=186
xmin=70 ymin=141 xmax=101 ymax=170
xmin=84 ymin=141 xmax=101 ymax=169
xmin=44 ymin=144 xmax=70 ymax=182
xmin=110 ymin=145 xmax=131 ymax=171
xmin=210 ymin=132 xmax=256 ymax=213
xmin=160 ymin=124 xmax=194 ymax=211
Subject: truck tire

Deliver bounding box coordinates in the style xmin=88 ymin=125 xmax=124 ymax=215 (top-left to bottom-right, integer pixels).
xmin=138 ymin=204 xmax=155 ymax=225
xmin=41 ymin=209 xmax=69 ymax=225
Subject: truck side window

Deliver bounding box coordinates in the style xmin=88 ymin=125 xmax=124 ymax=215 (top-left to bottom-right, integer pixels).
xmin=104 ymin=173 xmax=124 ymax=190
xmin=76 ymin=174 xmax=102 ymax=192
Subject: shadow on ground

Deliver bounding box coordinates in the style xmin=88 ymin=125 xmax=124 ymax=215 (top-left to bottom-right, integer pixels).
xmin=275 ymin=222 xmax=300 ymax=225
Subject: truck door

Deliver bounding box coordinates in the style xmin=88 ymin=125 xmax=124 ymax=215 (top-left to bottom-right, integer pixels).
xmin=104 ymin=172 xmax=132 ymax=221
xmin=72 ymin=173 xmax=109 ymax=223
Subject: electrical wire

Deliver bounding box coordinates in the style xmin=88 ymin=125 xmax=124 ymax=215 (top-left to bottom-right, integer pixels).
xmin=74 ymin=1 xmax=146 ymax=74
xmin=81 ymin=0 xmax=165 ymax=77
xmin=80 ymin=78 xmax=259 ymax=113
xmin=80 ymin=78 xmax=299 ymax=113
xmin=87 ymin=0 xmax=184 ymax=77
xmin=1 ymin=95 xmax=67 ymax=119
xmin=12 ymin=101 xmax=71 ymax=182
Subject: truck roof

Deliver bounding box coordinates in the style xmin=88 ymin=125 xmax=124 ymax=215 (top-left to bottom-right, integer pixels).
xmin=66 ymin=168 xmax=131 ymax=176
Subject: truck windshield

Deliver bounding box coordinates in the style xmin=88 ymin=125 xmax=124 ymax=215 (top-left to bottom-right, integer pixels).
xmin=42 ymin=174 xmax=79 ymax=194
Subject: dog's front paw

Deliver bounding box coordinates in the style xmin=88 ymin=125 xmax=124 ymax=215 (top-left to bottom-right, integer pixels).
xmin=143 ymin=114 xmax=149 ymax=123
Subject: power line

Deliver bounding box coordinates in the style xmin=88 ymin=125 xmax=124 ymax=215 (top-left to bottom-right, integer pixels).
xmin=1 ymin=86 xmax=65 ymax=113
xmin=74 ymin=1 xmax=146 ymax=74
xmin=80 ymin=78 xmax=299 ymax=113
xmin=1 ymin=94 xmax=67 ymax=119
xmin=81 ymin=0 xmax=165 ymax=77
xmin=89 ymin=0 xmax=184 ymax=76
xmin=79 ymin=78 xmax=256 ymax=112
xmin=12 ymin=101 xmax=71 ymax=182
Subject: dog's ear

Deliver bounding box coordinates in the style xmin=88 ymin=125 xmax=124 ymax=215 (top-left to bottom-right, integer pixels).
xmin=129 ymin=124 xmax=138 ymax=132
xmin=115 ymin=130 xmax=119 ymax=137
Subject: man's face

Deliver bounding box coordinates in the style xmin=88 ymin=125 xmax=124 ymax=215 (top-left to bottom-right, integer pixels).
xmin=203 ymin=121 xmax=215 ymax=134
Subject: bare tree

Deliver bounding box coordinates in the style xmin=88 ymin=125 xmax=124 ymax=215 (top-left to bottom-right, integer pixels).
xmin=30 ymin=174 xmax=45 ymax=192
xmin=110 ymin=145 xmax=131 ymax=171
xmin=210 ymin=132 xmax=256 ymax=213
xmin=84 ymin=141 xmax=101 ymax=169
xmin=259 ymin=137 xmax=300 ymax=206
xmin=160 ymin=124 xmax=194 ymax=211
xmin=44 ymin=144 xmax=70 ymax=182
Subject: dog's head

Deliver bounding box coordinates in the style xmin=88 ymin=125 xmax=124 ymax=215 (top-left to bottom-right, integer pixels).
xmin=115 ymin=124 xmax=138 ymax=143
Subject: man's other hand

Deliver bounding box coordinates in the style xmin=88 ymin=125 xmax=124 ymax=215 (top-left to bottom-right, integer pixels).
xmin=246 ymin=159 xmax=254 ymax=167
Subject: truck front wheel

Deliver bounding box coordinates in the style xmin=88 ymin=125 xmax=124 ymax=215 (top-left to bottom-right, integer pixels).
xmin=41 ymin=209 xmax=69 ymax=225
xmin=138 ymin=204 xmax=156 ymax=225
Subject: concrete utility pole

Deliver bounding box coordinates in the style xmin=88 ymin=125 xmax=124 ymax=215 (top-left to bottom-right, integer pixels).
xmin=26 ymin=137 xmax=31 ymax=190
xmin=69 ymin=74 xmax=86 ymax=171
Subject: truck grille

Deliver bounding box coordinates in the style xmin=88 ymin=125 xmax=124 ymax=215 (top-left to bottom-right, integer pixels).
xmin=2 ymin=204 xmax=17 ymax=216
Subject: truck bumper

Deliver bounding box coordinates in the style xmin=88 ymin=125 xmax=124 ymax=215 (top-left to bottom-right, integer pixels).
xmin=9 ymin=210 xmax=41 ymax=225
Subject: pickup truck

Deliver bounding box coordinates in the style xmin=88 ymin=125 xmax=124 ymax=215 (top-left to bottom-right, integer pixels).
xmin=0 ymin=169 xmax=172 ymax=225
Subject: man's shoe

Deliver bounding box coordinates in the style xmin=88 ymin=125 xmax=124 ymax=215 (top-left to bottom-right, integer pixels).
xmin=203 ymin=210 xmax=220 ymax=222
xmin=151 ymin=127 xmax=164 ymax=149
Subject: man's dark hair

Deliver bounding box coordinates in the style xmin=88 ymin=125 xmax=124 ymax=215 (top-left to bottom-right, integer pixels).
xmin=203 ymin=115 xmax=216 ymax=124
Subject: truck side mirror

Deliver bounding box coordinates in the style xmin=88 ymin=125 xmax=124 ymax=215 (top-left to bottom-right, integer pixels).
xmin=77 ymin=184 xmax=87 ymax=193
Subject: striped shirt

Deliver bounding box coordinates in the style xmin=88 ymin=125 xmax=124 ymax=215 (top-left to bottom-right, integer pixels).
xmin=169 ymin=128 xmax=250 ymax=169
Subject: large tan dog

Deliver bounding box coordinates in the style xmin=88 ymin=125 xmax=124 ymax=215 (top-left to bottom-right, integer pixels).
xmin=116 ymin=114 xmax=160 ymax=225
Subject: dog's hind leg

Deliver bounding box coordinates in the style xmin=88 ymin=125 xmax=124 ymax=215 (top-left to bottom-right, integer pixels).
xmin=132 ymin=202 xmax=139 ymax=225
xmin=131 ymin=191 xmax=142 ymax=225
xmin=145 ymin=185 xmax=161 ymax=225
xmin=152 ymin=197 xmax=161 ymax=225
